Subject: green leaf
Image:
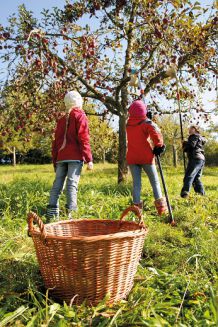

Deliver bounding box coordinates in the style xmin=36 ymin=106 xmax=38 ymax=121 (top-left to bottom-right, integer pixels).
xmin=0 ymin=306 xmax=28 ymax=327
xmin=49 ymin=303 xmax=60 ymax=315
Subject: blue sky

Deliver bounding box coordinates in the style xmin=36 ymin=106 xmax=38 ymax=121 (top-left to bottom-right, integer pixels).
xmin=0 ymin=0 xmax=214 ymax=24
xmin=0 ymin=0 xmax=65 ymax=25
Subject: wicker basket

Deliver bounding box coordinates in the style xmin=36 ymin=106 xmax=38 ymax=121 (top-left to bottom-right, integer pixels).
xmin=27 ymin=207 xmax=148 ymax=306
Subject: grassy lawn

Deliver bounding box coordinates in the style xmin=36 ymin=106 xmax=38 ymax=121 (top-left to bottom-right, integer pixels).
xmin=0 ymin=163 xmax=217 ymax=326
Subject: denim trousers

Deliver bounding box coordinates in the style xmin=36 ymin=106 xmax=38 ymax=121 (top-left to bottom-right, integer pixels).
xmin=48 ymin=161 xmax=83 ymax=211
xmin=129 ymin=164 xmax=162 ymax=203
xmin=182 ymin=158 xmax=205 ymax=194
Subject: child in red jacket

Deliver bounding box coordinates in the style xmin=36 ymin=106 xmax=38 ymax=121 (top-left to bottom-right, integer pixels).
xmin=46 ymin=91 xmax=93 ymax=220
xmin=126 ymin=100 xmax=167 ymax=215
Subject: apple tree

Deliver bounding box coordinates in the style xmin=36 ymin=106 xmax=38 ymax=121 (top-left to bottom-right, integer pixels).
xmin=0 ymin=0 xmax=217 ymax=181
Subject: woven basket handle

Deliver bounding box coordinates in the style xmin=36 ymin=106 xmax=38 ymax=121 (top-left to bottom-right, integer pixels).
xmin=120 ymin=206 xmax=145 ymax=228
xmin=27 ymin=211 xmax=47 ymax=243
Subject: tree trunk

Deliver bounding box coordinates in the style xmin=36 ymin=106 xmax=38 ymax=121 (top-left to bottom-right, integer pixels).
xmin=12 ymin=146 xmax=16 ymax=166
xmin=116 ymin=3 xmax=136 ymax=183
xmin=118 ymin=114 xmax=128 ymax=183
xmin=172 ymin=144 xmax=177 ymax=167
xmin=102 ymin=149 xmax=105 ymax=164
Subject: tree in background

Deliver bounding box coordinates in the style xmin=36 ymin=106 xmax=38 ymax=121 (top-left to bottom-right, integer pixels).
xmin=158 ymin=115 xmax=218 ymax=167
xmin=0 ymin=86 xmax=54 ymax=165
xmin=0 ymin=0 xmax=217 ymax=181
xmin=157 ymin=115 xmax=186 ymax=167
xmin=0 ymin=94 xmax=118 ymax=164
xmin=205 ymin=139 xmax=218 ymax=166
xmin=88 ymin=109 xmax=118 ymax=163
xmin=204 ymin=122 xmax=218 ymax=166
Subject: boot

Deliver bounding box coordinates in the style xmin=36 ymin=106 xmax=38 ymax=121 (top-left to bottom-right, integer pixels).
xmin=133 ymin=201 xmax=143 ymax=214
xmin=181 ymin=191 xmax=189 ymax=198
xmin=154 ymin=197 xmax=168 ymax=216
xmin=46 ymin=205 xmax=59 ymax=222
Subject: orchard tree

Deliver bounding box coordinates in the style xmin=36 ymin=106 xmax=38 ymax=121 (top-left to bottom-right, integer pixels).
xmin=88 ymin=107 xmax=118 ymax=162
xmin=0 ymin=89 xmax=32 ymax=165
xmin=0 ymin=83 xmax=55 ymax=165
xmin=157 ymin=115 xmax=188 ymax=167
xmin=0 ymin=84 xmax=118 ymax=164
xmin=0 ymin=0 xmax=217 ymax=181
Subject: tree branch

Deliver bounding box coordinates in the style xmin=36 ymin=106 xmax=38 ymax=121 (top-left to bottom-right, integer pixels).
xmin=143 ymin=51 xmax=198 ymax=95
xmin=115 ymin=76 xmax=131 ymax=103
xmin=117 ymin=3 xmax=136 ymax=110
xmin=140 ymin=42 xmax=161 ymax=72
xmin=80 ymin=92 xmax=120 ymax=116
xmin=103 ymin=9 xmax=124 ymax=29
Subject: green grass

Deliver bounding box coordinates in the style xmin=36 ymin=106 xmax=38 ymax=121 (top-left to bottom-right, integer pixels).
xmin=0 ymin=163 xmax=218 ymax=326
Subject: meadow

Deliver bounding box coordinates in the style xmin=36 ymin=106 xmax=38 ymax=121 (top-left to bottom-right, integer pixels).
xmin=0 ymin=163 xmax=217 ymax=327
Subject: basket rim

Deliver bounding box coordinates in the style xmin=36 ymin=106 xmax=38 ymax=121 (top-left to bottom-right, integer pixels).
xmin=30 ymin=218 xmax=148 ymax=242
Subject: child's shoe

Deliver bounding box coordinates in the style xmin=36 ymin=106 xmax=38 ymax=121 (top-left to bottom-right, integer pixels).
xmin=133 ymin=201 xmax=143 ymax=214
xmin=154 ymin=197 xmax=168 ymax=216
xmin=181 ymin=191 xmax=189 ymax=198
xmin=46 ymin=205 xmax=59 ymax=222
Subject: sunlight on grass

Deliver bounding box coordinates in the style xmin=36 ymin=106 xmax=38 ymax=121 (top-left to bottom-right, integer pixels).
xmin=0 ymin=164 xmax=217 ymax=326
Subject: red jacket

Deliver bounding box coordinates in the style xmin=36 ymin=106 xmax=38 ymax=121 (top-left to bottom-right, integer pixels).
xmin=126 ymin=117 xmax=163 ymax=164
xmin=52 ymin=108 xmax=92 ymax=164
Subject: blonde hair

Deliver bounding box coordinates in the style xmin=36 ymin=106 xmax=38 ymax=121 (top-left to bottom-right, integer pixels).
xmin=59 ymin=112 xmax=70 ymax=152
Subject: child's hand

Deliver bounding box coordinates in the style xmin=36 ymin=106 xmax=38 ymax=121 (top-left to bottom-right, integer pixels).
xmin=153 ymin=145 xmax=166 ymax=156
xmin=87 ymin=162 xmax=93 ymax=170
xmin=182 ymin=141 xmax=187 ymax=148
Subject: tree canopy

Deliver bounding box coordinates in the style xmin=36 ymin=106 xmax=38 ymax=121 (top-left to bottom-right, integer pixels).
xmin=0 ymin=0 xmax=217 ymax=180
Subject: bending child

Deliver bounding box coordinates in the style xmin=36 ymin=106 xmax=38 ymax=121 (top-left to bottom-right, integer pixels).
xmin=46 ymin=90 xmax=93 ymax=221
xmin=126 ymin=100 xmax=167 ymax=215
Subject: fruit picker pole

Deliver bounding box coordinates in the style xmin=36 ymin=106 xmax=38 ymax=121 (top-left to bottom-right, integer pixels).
xmin=166 ymin=65 xmax=186 ymax=172
xmin=175 ymin=76 xmax=186 ymax=172
xmin=137 ymin=70 xmax=154 ymax=120
xmin=156 ymin=155 xmax=175 ymax=226
xmin=138 ymin=71 xmax=146 ymax=101
xmin=129 ymin=68 xmax=155 ymax=121
xmin=139 ymin=71 xmax=155 ymax=120
xmin=129 ymin=68 xmax=145 ymax=100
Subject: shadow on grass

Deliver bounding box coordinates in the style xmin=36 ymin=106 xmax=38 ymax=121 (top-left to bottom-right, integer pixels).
xmin=0 ymin=258 xmax=43 ymax=299
xmin=79 ymin=182 xmax=132 ymax=197
xmin=203 ymin=169 xmax=218 ymax=177
xmin=91 ymin=167 xmax=117 ymax=174
xmin=205 ymin=185 xmax=218 ymax=191
xmin=0 ymin=167 xmax=52 ymax=175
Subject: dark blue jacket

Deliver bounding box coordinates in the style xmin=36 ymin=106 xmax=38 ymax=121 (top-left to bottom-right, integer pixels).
xmin=183 ymin=134 xmax=206 ymax=160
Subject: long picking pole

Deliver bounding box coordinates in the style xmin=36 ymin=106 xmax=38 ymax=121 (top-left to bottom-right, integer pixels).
xmin=176 ymin=77 xmax=186 ymax=172
xmin=138 ymin=71 xmax=146 ymax=102
xmin=156 ymin=155 xmax=175 ymax=226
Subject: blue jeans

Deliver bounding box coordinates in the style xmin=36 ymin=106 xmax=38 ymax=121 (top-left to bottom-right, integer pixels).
xmin=48 ymin=161 xmax=83 ymax=211
xmin=181 ymin=159 xmax=205 ymax=195
xmin=129 ymin=164 xmax=162 ymax=203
